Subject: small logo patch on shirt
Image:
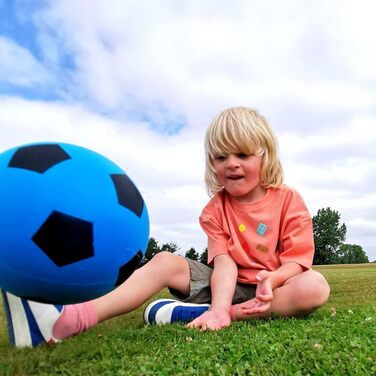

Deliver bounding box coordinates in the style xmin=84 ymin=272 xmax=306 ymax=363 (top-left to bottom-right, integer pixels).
xmin=256 ymin=244 xmax=268 ymax=253
xmin=256 ymin=223 xmax=267 ymax=236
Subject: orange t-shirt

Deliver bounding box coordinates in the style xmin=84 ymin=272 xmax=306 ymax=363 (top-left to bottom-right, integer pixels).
xmin=199 ymin=185 xmax=314 ymax=284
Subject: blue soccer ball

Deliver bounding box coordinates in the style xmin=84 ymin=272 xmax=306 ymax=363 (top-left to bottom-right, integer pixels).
xmin=0 ymin=143 xmax=149 ymax=304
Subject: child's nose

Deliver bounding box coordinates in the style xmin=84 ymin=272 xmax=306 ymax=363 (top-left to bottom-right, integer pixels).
xmin=226 ymin=155 xmax=240 ymax=168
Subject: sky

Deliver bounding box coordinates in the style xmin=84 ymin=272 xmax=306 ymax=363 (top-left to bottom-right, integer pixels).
xmin=1 ymin=0 xmax=376 ymax=261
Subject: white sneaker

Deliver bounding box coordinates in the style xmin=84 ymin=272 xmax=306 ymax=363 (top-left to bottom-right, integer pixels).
xmin=1 ymin=289 xmax=63 ymax=347
xmin=144 ymin=299 xmax=210 ymax=325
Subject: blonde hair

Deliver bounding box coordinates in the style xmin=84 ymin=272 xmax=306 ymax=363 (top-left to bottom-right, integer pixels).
xmin=204 ymin=107 xmax=283 ymax=196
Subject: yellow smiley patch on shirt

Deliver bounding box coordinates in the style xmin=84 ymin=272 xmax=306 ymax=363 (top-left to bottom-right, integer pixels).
xmin=238 ymin=224 xmax=246 ymax=233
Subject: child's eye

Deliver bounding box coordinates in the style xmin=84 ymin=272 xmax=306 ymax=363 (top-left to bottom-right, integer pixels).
xmin=215 ymin=154 xmax=227 ymax=161
xmin=236 ymin=153 xmax=250 ymax=159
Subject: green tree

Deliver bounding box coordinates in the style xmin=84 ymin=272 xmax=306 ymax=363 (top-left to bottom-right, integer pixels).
xmin=142 ymin=237 xmax=160 ymax=264
xmin=161 ymin=241 xmax=180 ymax=254
xmin=199 ymin=248 xmax=208 ymax=264
xmin=336 ymin=244 xmax=369 ymax=264
xmin=313 ymin=207 xmax=347 ymax=265
xmin=185 ymin=247 xmax=199 ymax=260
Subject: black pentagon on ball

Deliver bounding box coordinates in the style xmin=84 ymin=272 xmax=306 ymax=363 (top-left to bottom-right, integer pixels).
xmin=115 ymin=250 xmax=143 ymax=286
xmin=110 ymin=174 xmax=144 ymax=217
xmin=32 ymin=210 xmax=94 ymax=267
xmin=8 ymin=144 xmax=71 ymax=173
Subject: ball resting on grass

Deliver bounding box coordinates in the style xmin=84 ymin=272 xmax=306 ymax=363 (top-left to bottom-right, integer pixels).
xmin=0 ymin=142 xmax=149 ymax=304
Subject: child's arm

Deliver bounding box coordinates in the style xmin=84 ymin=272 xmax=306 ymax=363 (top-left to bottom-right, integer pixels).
xmin=187 ymin=254 xmax=237 ymax=330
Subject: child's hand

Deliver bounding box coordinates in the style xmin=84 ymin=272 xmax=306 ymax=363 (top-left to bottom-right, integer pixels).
xmin=234 ymin=297 xmax=271 ymax=317
xmin=255 ymin=270 xmax=274 ymax=302
xmin=231 ymin=270 xmax=275 ymax=318
xmin=186 ymin=309 xmax=231 ymax=331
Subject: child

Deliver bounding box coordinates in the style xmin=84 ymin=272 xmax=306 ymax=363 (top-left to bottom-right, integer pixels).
xmin=3 ymin=106 xmax=330 ymax=347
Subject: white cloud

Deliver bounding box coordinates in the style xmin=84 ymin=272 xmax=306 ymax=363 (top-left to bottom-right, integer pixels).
xmin=23 ymin=0 xmax=375 ymax=144
xmin=327 ymin=1 xmax=376 ymax=80
xmin=31 ymin=1 xmax=375 ymax=119
xmin=0 ymin=36 xmax=53 ymax=87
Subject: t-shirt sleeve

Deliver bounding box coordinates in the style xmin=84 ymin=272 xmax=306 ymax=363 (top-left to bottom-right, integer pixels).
xmin=279 ymin=189 xmax=314 ymax=270
xmin=199 ymin=198 xmax=230 ymax=265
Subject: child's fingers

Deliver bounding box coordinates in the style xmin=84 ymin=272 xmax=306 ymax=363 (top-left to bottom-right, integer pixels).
xmin=186 ymin=312 xmax=230 ymax=331
xmin=256 ymin=270 xmax=271 ymax=282
xmin=241 ymin=300 xmax=270 ymax=315
xmin=256 ymin=292 xmax=273 ymax=302
xmin=186 ymin=316 xmax=203 ymax=329
xmin=187 ymin=320 xmax=218 ymax=331
xmin=242 ymin=305 xmax=269 ymax=315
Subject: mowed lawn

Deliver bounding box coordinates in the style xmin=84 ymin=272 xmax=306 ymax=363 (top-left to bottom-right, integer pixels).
xmin=0 ymin=264 xmax=375 ymax=375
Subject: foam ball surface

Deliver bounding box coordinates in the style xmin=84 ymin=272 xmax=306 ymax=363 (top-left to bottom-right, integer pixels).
xmin=0 ymin=143 xmax=149 ymax=304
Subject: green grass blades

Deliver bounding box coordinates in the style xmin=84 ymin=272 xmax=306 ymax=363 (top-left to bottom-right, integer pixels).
xmin=0 ymin=264 xmax=375 ymax=375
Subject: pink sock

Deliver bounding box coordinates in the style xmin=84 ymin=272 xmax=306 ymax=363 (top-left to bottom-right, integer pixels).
xmin=52 ymin=302 xmax=98 ymax=340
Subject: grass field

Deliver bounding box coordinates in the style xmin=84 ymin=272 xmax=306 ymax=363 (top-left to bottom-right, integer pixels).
xmin=0 ymin=264 xmax=375 ymax=375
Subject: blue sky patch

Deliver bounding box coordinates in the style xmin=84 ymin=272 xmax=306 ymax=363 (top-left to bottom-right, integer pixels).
xmin=0 ymin=0 xmax=42 ymax=61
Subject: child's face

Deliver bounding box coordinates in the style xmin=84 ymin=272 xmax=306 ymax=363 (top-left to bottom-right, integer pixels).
xmin=212 ymin=152 xmax=265 ymax=203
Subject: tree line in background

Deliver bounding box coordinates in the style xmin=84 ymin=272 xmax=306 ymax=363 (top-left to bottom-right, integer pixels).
xmin=143 ymin=207 xmax=370 ymax=266
xmin=142 ymin=238 xmax=208 ymax=265
xmin=312 ymin=207 xmax=369 ymax=265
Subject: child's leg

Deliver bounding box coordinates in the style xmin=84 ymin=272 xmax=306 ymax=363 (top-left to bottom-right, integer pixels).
xmin=52 ymin=252 xmax=191 ymax=340
xmin=232 ymin=270 xmax=330 ymax=320
xmin=269 ymin=270 xmax=330 ymax=316
xmin=93 ymin=252 xmax=191 ymax=322
xmin=2 ymin=252 xmax=191 ymax=347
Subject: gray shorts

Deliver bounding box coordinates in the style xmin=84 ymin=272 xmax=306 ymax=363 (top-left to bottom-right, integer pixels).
xmin=169 ymin=258 xmax=257 ymax=304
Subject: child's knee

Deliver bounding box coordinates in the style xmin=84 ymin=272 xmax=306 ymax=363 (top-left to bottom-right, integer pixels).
xmin=301 ymin=271 xmax=330 ymax=309
xmin=150 ymin=251 xmax=174 ymax=264
xmin=313 ymin=271 xmax=330 ymax=306
xmin=149 ymin=251 xmax=188 ymax=274
xmin=150 ymin=251 xmax=180 ymax=265
xmin=287 ymin=271 xmax=329 ymax=314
